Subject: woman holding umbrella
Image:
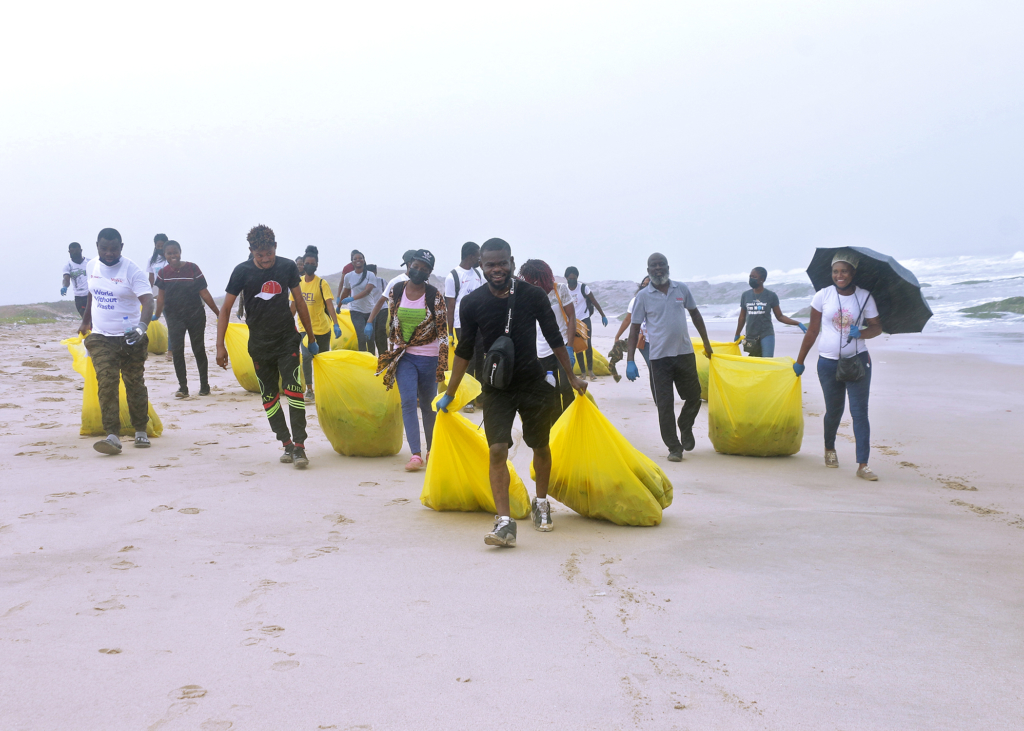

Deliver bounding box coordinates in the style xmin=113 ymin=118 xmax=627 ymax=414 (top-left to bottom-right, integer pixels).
xmin=793 ymin=249 xmax=883 ymax=481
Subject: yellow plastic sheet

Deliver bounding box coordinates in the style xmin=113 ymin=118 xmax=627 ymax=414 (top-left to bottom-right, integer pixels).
xmin=147 ymin=320 xmax=168 ymax=354
xmin=707 ymin=354 xmax=803 ymax=457
xmin=531 ymin=395 xmax=673 ymax=526
xmin=693 ymin=338 xmax=742 ymax=400
xmin=572 ymin=349 xmax=612 ymax=377
xmin=329 ymin=310 xmax=359 ymax=351
xmin=420 ymin=411 xmax=532 ymax=519
xmin=62 ymin=336 xmax=163 ymax=437
xmin=312 ymin=350 xmax=402 ymax=457
xmin=223 ymin=323 xmax=261 ymax=393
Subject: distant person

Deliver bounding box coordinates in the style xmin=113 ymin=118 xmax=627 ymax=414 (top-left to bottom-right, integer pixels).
xmin=438 ymin=238 xmax=587 ymax=547
xmin=444 ymin=241 xmax=484 ymax=411
xmin=290 ymin=245 xmax=343 ymax=402
xmin=365 ymin=249 xmax=416 ymax=346
xmin=337 ymin=250 xmax=377 ymax=352
xmin=365 ymin=264 xmax=388 ymax=355
xmin=341 ymin=249 xmax=360 ymax=279
xmin=77 ymin=228 xmax=154 ymax=455
xmin=793 ymin=249 xmax=882 ymax=481
xmin=626 ymin=253 xmax=713 ymax=462
xmin=294 ymin=255 xmax=305 ymax=273
xmin=518 ymin=259 xmax=577 ymax=418
xmin=217 ymin=225 xmax=317 ymax=469
xmin=153 ymin=240 xmax=220 ymax=398
xmin=375 ymin=250 xmax=448 ymax=472
xmin=61 ymin=242 xmax=91 ymax=317
xmin=564 ymin=266 xmax=609 ymax=381
xmin=733 ymin=267 xmax=807 ymax=356
xmin=147 ymin=234 xmax=168 ymax=290
xmin=611 ymin=276 xmax=653 ymax=395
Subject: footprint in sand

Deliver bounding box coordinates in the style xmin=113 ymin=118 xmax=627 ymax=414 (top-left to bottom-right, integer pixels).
xmin=384 ymin=498 xmax=409 ymax=507
xmin=358 ymin=482 xmax=378 ymax=487
xmin=152 ymin=505 xmax=174 ymax=512
xmin=940 ymin=478 xmax=977 ymax=491
xmin=93 ymin=598 xmax=125 ymax=612
xmin=200 ymin=721 xmax=233 ymax=731
xmin=272 ymin=660 xmax=300 ymax=672
xmin=98 ymin=648 xmax=122 ymax=654
xmin=179 ymin=508 xmax=202 ymax=514
xmin=259 ymin=625 xmax=285 ymax=637
xmin=21 ymin=359 xmax=53 ymax=368
xmin=111 ymin=560 xmax=137 ymax=571
xmin=119 ymin=545 xmax=137 ymax=552
xmin=37 ymin=396 xmax=64 ymax=402
xmin=324 ymin=513 xmax=354 ymax=525
xmin=0 ymin=403 xmax=21 ymax=409
xmin=240 ymin=471 xmax=256 ymax=476
xmin=171 ymin=685 xmax=208 ymax=700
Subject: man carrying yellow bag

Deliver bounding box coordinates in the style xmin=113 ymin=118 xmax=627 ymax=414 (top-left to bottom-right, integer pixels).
xmin=437 ymin=238 xmax=587 ymax=548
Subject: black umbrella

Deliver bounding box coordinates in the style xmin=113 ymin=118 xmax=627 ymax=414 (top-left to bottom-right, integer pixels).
xmin=805 ymin=247 xmax=932 ymax=334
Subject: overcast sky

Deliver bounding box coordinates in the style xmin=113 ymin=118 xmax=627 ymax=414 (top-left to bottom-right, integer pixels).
xmin=2 ymin=0 xmax=1022 ymax=306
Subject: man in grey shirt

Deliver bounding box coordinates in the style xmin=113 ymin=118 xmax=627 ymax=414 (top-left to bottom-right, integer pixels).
xmin=734 ymin=267 xmax=806 ymax=357
xmin=626 ymin=252 xmax=714 ymax=461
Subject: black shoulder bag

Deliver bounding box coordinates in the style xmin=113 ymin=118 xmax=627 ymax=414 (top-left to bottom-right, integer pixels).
xmin=482 ymin=279 xmax=516 ymax=389
xmin=835 ymin=286 xmax=867 ymax=383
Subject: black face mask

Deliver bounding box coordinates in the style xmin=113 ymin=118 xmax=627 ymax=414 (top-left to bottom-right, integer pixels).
xmin=304 ymin=264 xmax=317 ymax=275
xmin=749 ymin=277 xmax=760 ymax=289
xmin=408 ymin=268 xmax=429 ymax=285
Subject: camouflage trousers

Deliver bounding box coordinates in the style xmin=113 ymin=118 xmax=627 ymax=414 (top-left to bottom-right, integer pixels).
xmin=84 ymin=332 xmax=150 ymax=436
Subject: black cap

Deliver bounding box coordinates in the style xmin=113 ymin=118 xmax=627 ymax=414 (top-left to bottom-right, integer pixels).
xmin=401 ymin=249 xmax=417 ymax=266
xmin=412 ymin=249 xmax=435 ymax=270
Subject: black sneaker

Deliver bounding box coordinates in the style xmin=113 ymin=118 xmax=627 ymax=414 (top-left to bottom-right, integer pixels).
xmin=667 ymin=450 xmax=683 ymax=462
xmin=681 ymin=428 xmax=696 ymax=452
xmin=280 ymin=444 xmax=295 ymax=464
xmin=198 ymin=387 xmax=211 ymax=396
xmin=292 ymin=447 xmax=309 ymax=469
xmin=484 ymin=517 xmax=517 ymax=547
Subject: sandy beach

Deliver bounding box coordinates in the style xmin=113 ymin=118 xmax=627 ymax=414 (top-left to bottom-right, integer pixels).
xmin=1 ymin=319 xmax=1021 ymax=730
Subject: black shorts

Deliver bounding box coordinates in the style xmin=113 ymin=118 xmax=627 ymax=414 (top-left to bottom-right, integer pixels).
xmin=481 ymin=377 xmax=554 ymax=449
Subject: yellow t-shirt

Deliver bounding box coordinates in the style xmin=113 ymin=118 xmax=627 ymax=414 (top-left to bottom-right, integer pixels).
xmin=291 ymin=276 xmax=335 ymax=335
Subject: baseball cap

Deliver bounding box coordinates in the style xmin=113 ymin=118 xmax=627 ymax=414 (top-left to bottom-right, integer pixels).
xmin=400 ymin=249 xmax=417 ymax=266
xmin=412 ymin=249 xmax=435 ymax=270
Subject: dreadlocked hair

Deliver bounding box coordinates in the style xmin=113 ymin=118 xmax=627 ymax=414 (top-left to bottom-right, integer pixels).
xmin=518 ymin=259 xmax=555 ymax=294
xmin=247 ymin=224 xmax=277 ymax=250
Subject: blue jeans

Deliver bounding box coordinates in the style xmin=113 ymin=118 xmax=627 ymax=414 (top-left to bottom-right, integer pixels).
xmin=758 ymin=334 xmax=775 ymax=357
xmin=817 ymin=352 xmax=872 ymax=464
xmin=396 ymin=353 xmax=438 ymax=455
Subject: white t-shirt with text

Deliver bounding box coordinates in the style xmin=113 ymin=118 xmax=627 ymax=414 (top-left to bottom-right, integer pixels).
xmin=63 ymin=257 xmax=91 ymax=296
xmin=444 ymin=265 xmax=484 ymax=329
xmin=567 ymin=282 xmax=592 ymax=318
xmin=811 ymin=286 xmax=879 ymax=360
xmin=87 ymin=258 xmax=153 ymax=337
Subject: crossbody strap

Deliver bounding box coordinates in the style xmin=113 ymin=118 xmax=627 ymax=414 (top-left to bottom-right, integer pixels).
xmin=504 ymin=279 xmax=516 ymax=335
xmin=835 ymin=285 xmax=867 ymax=357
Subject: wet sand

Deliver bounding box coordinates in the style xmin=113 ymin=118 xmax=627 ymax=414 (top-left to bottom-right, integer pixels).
xmin=0 ymin=321 xmax=1021 ymax=730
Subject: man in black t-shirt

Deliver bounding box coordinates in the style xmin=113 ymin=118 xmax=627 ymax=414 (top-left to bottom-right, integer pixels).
xmin=438 ymin=238 xmax=587 ymax=547
xmin=216 ymin=225 xmax=317 ymax=468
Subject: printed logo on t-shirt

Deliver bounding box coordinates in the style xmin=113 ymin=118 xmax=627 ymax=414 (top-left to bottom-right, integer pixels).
xmin=831 ymin=309 xmax=854 ymax=331
xmin=256 ymin=281 xmax=283 ymax=300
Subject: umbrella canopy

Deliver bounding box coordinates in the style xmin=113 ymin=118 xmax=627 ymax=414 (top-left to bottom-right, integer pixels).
xmin=805 ymin=247 xmax=932 ymax=334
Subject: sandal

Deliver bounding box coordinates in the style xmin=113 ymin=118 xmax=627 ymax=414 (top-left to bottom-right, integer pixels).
xmin=857 ymin=466 xmax=878 ymax=481
xmin=135 ymin=434 xmax=151 ymax=448
xmin=825 ymin=450 xmax=839 ymax=468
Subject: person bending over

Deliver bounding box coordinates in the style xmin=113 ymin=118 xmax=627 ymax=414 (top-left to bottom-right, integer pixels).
xmin=217 ymin=225 xmax=317 ymax=469
xmin=626 ymin=253 xmax=713 ymax=462
xmin=438 ymin=238 xmax=587 ymax=548
xmin=734 ymin=267 xmax=806 ymax=356
xmin=78 ymin=228 xmax=155 ymax=454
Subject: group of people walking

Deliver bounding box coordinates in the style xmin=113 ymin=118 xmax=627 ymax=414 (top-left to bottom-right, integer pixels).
xmin=64 ymin=225 xmax=883 ymax=546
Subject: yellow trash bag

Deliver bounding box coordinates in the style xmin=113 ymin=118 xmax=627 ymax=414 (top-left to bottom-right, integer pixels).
xmin=223 ymin=323 xmax=261 ymax=393
xmin=62 ymin=336 xmax=163 ymax=437
xmin=329 ymin=310 xmax=359 ymax=351
xmin=420 ymin=411 xmax=532 ymax=520
xmin=693 ymin=338 xmax=741 ymax=400
xmin=531 ymin=395 xmax=672 ymax=526
xmin=572 ymin=349 xmax=612 ymax=377
xmin=312 ymin=350 xmax=402 ymax=456
xmin=707 ymin=354 xmax=803 ymax=457
xmin=147 ymin=320 xmax=168 ymax=354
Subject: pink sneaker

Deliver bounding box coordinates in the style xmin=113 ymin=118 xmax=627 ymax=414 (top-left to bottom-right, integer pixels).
xmin=405 ymin=455 xmax=424 ymax=472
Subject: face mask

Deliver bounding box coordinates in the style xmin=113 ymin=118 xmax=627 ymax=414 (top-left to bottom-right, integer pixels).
xmin=304 ymin=264 xmax=317 ymax=275
xmin=408 ymin=268 xmax=429 ymax=285
xmin=749 ymin=277 xmax=759 ymax=289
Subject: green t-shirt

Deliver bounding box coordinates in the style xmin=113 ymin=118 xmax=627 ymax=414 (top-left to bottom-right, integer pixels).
xmin=398 ymin=306 xmax=425 ymax=342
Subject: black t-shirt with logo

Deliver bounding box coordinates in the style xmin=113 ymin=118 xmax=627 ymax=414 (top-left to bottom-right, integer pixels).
xmin=155 ymin=261 xmax=208 ymax=320
xmin=226 ymin=257 xmax=302 ymax=358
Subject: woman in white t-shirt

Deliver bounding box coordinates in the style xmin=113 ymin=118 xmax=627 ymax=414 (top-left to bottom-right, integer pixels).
xmin=794 ymin=249 xmax=883 ymax=480
xmin=147 ymin=234 xmax=169 ymax=292
xmin=519 ymin=259 xmax=577 ymax=418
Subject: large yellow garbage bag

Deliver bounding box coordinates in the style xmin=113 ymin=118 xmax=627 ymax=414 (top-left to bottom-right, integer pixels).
xmin=312 ymin=350 xmax=402 ymax=456
xmin=329 ymin=310 xmax=359 ymax=351
xmin=147 ymin=320 xmax=168 ymax=354
xmin=707 ymin=354 xmax=803 ymax=456
xmin=531 ymin=395 xmax=672 ymax=526
xmin=223 ymin=323 xmax=261 ymax=393
xmin=572 ymin=349 xmax=612 ymax=377
xmin=693 ymin=338 xmax=741 ymax=400
xmin=62 ymin=336 xmax=163 ymax=437
xmin=436 ymin=370 xmax=481 ymax=412
xmin=420 ymin=411 xmax=532 ymax=520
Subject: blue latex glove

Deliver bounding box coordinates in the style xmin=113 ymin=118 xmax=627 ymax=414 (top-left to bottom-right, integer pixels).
xmin=601 ymin=315 xmax=608 ymax=327
xmin=626 ymin=361 xmax=639 ymax=382
xmin=60 ymin=286 xmax=68 ymax=296
xmin=848 ymin=324 xmax=861 ymax=339
xmin=436 ymin=393 xmax=454 ymax=413
xmin=334 ymin=324 xmax=342 ymax=339
xmin=568 ymin=350 xmax=576 ymax=369
xmin=340 ymin=297 xmax=354 ymax=305
xmin=307 ymin=338 xmax=320 ymax=357
xmin=151 ymin=315 xmax=159 ymax=321
xmin=793 ymin=363 xmax=805 ymax=376
xmin=363 ymin=323 xmax=374 ymax=341
xmin=798 ymin=322 xmax=808 ymax=333
xmin=124 ymin=323 xmax=146 ymax=346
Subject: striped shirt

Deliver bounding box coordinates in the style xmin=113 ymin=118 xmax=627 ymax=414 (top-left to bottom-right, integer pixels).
xmin=155 ymin=262 xmax=208 ymax=319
